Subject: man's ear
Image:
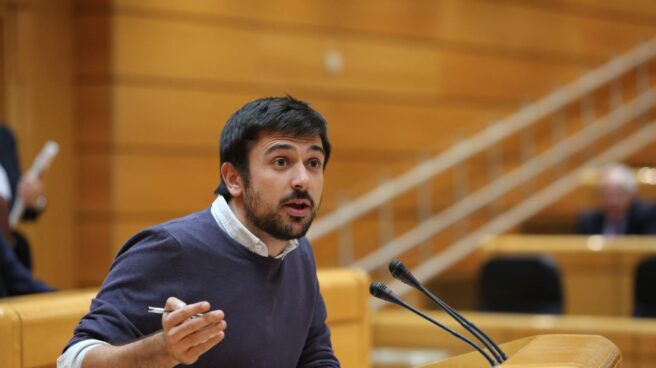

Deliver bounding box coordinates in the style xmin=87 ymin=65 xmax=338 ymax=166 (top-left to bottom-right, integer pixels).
xmin=221 ymin=162 xmax=243 ymax=198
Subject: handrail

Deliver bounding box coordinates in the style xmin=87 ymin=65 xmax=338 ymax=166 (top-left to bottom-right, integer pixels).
xmin=308 ymin=38 xmax=656 ymax=241
xmin=373 ymin=120 xmax=656 ymax=309
xmin=354 ymin=89 xmax=656 ymax=272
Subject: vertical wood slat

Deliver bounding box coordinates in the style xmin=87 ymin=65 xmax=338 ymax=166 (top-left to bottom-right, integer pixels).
xmin=337 ymin=194 xmax=353 ymax=266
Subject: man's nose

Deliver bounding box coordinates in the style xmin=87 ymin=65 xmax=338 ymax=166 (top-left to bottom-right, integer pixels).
xmin=291 ymin=163 xmax=310 ymax=190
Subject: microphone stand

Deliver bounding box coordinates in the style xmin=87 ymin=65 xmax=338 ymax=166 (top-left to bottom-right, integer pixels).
xmin=370 ymin=282 xmax=497 ymax=367
xmin=389 ymin=260 xmax=507 ymax=362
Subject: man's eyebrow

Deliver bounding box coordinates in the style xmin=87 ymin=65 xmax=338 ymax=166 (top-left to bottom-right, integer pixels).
xmin=308 ymin=144 xmax=325 ymax=157
xmin=264 ymin=143 xmax=294 ymax=156
xmin=264 ymin=143 xmax=325 ymax=157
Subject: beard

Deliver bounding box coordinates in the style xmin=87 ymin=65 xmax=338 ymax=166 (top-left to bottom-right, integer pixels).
xmin=243 ymin=184 xmax=318 ymax=241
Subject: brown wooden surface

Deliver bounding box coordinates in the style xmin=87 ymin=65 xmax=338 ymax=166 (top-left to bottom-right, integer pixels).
xmin=0 ymin=300 xmax=20 ymax=368
xmin=373 ymin=310 xmax=656 ymax=368
xmin=420 ymin=335 xmax=621 ymax=368
xmin=109 ymin=0 xmax=656 ymax=61
xmin=68 ymin=0 xmax=656 ymax=288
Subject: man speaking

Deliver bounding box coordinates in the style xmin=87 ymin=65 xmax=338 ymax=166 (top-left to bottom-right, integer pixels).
xmin=58 ymin=96 xmax=339 ymax=367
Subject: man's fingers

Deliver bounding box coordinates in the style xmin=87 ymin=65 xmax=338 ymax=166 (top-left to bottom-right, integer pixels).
xmin=166 ymin=310 xmax=224 ymax=343
xmin=164 ymin=297 xmax=187 ymax=311
xmin=159 ymin=297 xmax=227 ymax=365
xmin=182 ymin=331 xmax=225 ymax=363
xmin=159 ymin=304 xmax=226 ymax=365
xmin=162 ymin=301 xmax=215 ymax=329
xmin=179 ymin=319 xmax=227 ymax=348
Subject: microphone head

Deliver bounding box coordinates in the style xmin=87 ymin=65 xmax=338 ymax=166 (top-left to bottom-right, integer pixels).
xmin=389 ymin=260 xmax=421 ymax=289
xmin=369 ymin=282 xmax=388 ymax=299
xmin=389 ymin=259 xmax=408 ymax=277
xmin=369 ymin=282 xmax=399 ymax=305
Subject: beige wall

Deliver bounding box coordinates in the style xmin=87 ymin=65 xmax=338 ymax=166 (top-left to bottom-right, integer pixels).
xmin=65 ymin=0 xmax=656 ymax=286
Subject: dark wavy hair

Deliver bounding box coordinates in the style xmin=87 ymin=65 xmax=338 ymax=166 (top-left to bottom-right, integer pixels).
xmin=215 ymin=96 xmax=331 ymax=201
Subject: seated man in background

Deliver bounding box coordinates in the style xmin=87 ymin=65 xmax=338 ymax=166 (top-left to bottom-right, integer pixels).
xmin=58 ymin=96 xmax=339 ymax=368
xmin=0 ymin=124 xmax=49 ymax=270
xmin=576 ymin=163 xmax=656 ymax=235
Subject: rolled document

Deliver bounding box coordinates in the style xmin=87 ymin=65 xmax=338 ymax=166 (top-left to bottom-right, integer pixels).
xmin=9 ymin=141 xmax=59 ymax=228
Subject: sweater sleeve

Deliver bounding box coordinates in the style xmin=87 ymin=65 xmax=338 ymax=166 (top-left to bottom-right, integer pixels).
xmin=296 ymin=290 xmax=340 ymax=368
xmin=64 ymin=228 xmax=185 ymax=351
xmin=296 ymin=242 xmax=340 ymax=368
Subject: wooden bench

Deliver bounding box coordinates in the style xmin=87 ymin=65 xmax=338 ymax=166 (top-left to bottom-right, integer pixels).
xmin=0 ymin=268 xmax=370 ymax=368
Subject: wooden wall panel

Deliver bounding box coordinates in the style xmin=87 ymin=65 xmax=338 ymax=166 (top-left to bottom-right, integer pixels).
xmin=0 ymin=20 xmax=5 ymax=122
xmin=110 ymin=0 xmax=656 ymax=60
xmin=71 ymin=0 xmax=656 ymax=286
xmin=108 ymin=13 xmax=586 ymax=102
xmin=76 ymin=85 xmax=112 ymax=146
xmin=535 ymin=0 xmax=656 ymax=18
xmin=74 ymin=13 xmax=111 ymax=77
xmin=76 ymin=220 xmax=112 ymax=287
xmin=77 ymin=153 xmax=111 ymax=213
xmin=109 ymin=85 xmax=510 ymax=153
xmin=112 ymin=154 xmax=219 ymax=214
xmin=112 ymin=15 xmax=440 ymax=97
xmin=434 ymin=51 xmax=584 ymax=100
xmin=111 ymin=86 xmax=249 ymax=149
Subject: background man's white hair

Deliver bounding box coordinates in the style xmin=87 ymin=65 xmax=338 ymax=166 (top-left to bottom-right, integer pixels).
xmin=600 ymin=163 xmax=637 ymax=194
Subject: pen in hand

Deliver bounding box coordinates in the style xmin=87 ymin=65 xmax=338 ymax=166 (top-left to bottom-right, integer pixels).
xmin=147 ymin=306 xmax=205 ymax=318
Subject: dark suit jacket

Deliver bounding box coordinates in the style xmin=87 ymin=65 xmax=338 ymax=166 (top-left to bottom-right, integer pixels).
xmin=576 ymin=199 xmax=656 ymax=235
xmin=0 ymin=125 xmax=40 ymax=220
xmin=0 ymin=125 xmax=21 ymax=210
xmin=0 ymin=235 xmax=51 ymax=297
xmin=0 ymin=124 xmax=42 ymax=269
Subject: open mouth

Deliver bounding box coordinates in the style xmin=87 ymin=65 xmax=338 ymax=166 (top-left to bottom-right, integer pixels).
xmin=283 ymin=198 xmax=312 ymax=216
xmin=284 ymin=199 xmax=311 ymax=210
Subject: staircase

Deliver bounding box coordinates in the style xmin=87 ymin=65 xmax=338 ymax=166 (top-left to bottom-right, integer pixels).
xmin=308 ymin=39 xmax=656 ymax=308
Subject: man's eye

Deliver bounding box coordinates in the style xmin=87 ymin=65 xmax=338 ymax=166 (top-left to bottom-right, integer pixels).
xmin=308 ymin=159 xmax=323 ymax=169
xmin=273 ymin=158 xmax=287 ymax=167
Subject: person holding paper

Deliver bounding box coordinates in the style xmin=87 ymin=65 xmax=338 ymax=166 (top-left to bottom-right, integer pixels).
xmin=0 ymin=124 xmax=49 ymax=270
xmin=59 ymin=96 xmax=340 ymax=367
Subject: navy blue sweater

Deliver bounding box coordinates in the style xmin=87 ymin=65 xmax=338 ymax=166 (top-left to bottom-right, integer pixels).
xmin=66 ymin=209 xmax=339 ymax=367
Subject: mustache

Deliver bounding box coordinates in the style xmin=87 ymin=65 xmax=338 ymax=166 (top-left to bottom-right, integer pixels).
xmin=279 ymin=190 xmax=315 ymax=209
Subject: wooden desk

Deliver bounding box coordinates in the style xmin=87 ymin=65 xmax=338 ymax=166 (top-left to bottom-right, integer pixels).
xmin=373 ymin=310 xmax=656 ymax=368
xmin=420 ymin=335 xmax=621 ymax=368
xmin=481 ymin=235 xmax=656 ymax=316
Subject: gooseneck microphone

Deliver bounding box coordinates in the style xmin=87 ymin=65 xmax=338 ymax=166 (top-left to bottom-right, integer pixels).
xmin=369 ymin=282 xmax=497 ymax=367
xmin=388 ymin=260 xmax=507 ymax=363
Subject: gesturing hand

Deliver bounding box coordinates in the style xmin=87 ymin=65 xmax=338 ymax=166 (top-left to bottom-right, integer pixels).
xmin=160 ymin=297 xmax=227 ymax=365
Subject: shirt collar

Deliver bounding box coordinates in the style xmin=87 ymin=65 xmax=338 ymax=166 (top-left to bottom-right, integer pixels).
xmin=0 ymin=164 xmax=11 ymax=202
xmin=210 ymin=196 xmax=298 ymax=259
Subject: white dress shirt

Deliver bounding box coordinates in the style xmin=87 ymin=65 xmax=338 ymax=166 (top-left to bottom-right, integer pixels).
xmin=0 ymin=164 xmax=11 ymax=202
